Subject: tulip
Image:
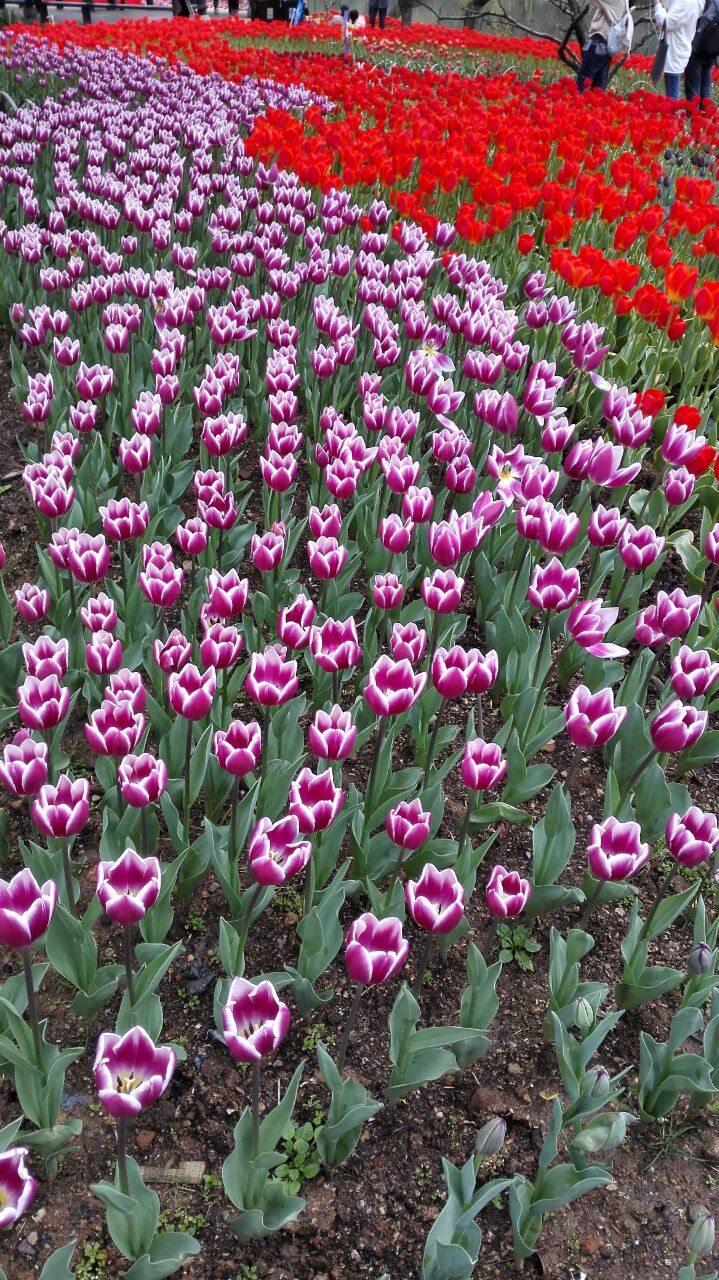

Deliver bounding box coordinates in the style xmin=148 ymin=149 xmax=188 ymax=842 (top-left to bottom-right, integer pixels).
xmin=566 ymin=599 xmax=627 ymax=660
xmin=345 ymin=912 xmax=409 ymax=988
xmin=527 ymin=558 xmax=580 ymax=613
xmin=17 ymin=673 xmax=70 ymax=733
xmin=94 ymin=1027 xmax=175 ymax=1194
xmin=22 ymin=635 xmax=69 ymax=681
xmin=431 ymin=646 xmax=476 ymax=699
xmin=655 ymin=589 xmax=701 ymax=640
xmin=86 ymin=630 xmax=123 ymax=676
xmin=486 ymin=865 xmax=531 ymax=918
xmin=97 ymin=849 xmax=161 ymax=926
xmin=421 ymin=568 xmax=464 ymax=614
xmin=308 ymin=705 xmax=356 ymax=761
xmin=247 ymin=815 xmax=312 ymax=886
xmin=0 ymin=867 xmax=57 ymax=950
xmin=277 ymin=594 xmax=315 ymax=649
xmin=461 ymin=739 xmax=507 ymax=793
xmin=364 ymin=655 xmax=427 ymax=718
xmin=85 ymin=701 xmax=144 ymax=758
xmin=222 ymin=976 xmax=290 ymax=1065
xmin=168 ymin=663 xmax=216 ymax=721
xmin=289 ymin=766 xmax=344 ymax=834
xmin=587 ymin=817 xmax=650 ymax=882
xmin=688 ymin=941 xmax=714 ymax=976
xmin=373 ymin=572 xmax=405 ymax=610
xmin=118 ymin=755 xmax=168 ymax=857
xmin=0 ymin=867 xmax=58 ymax=1061
xmin=246 ymin=645 xmax=298 ymax=710
xmin=406 ymin=865 xmax=464 ymax=936
xmin=309 ymin=617 xmax=361 ymax=673
xmin=665 ymin=807 xmax=719 ymax=869
xmin=650 ymin=698 xmax=707 ymax=754
xmin=564 ymin=686 xmax=627 ymax=749
xmin=670 ymin=646 xmax=719 ymax=700
xmin=390 ymin=622 xmax=428 ymax=664
xmin=0 ymin=730 xmax=48 ymax=798
xmin=15 ymin=583 xmax=50 ymax=623
xmin=33 ymin=772 xmax=90 ymax=841
xmin=153 ymin=630 xmax=193 ymax=676
xmin=200 ymin=622 xmax=244 ymax=672
xmin=386 ymin=798 xmax=431 ymax=854
xmin=81 ymin=592 xmax=118 ymax=634
xmin=0 ymin=1148 xmax=37 ymax=1229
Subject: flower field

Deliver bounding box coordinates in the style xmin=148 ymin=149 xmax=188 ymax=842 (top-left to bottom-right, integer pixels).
xmin=0 ymin=15 xmax=719 ymax=1280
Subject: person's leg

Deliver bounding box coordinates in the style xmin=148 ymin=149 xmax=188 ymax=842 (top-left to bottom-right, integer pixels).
xmin=378 ymin=5 xmax=385 ymax=25
xmin=577 ymin=42 xmax=608 ymax=91
xmin=684 ymin=52 xmax=702 ymax=101
xmin=368 ymin=2 xmax=376 ymax=24
xmin=592 ymin=50 xmax=611 ymax=89
xmin=664 ymin=72 xmax=681 ymax=99
xmin=701 ymin=59 xmax=714 ymax=104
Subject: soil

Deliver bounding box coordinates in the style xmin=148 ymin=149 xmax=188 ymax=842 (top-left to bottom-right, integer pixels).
xmin=1 ymin=319 xmax=719 ymax=1280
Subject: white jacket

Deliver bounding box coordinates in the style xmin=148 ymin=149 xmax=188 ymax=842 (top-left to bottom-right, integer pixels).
xmin=654 ymin=0 xmax=704 ymax=73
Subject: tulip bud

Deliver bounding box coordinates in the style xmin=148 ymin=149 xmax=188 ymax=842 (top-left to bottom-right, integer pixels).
xmin=581 ymin=1066 xmax=610 ymax=1099
xmin=574 ymin=997 xmax=595 ymax=1032
xmin=475 ymin=1116 xmax=506 ymax=1159
xmin=688 ymin=941 xmax=715 ymax=976
xmin=688 ymin=1212 xmax=715 ymax=1258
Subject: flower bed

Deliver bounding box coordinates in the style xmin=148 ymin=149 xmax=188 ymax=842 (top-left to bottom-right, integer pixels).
xmin=0 ymin=25 xmax=718 ymax=1280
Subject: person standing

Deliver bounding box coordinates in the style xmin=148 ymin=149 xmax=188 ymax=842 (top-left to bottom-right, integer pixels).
xmin=684 ymin=0 xmax=719 ymax=104
xmin=368 ymin=0 xmax=387 ymax=28
xmin=576 ymin=0 xmax=626 ymax=91
xmin=653 ymin=0 xmax=704 ymax=98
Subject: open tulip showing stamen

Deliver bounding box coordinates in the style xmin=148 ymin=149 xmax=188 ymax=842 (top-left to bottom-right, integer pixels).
xmin=0 ymin=1148 xmax=37 ymax=1230
xmin=94 ymin=1027 xmax=176 ymax=1194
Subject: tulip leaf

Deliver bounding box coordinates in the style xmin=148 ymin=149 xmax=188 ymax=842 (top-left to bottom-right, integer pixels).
xmin=37 ymin=1244 xmax=78 ymax=1280
xmin=644 ymin=886 xmax=700 ymax=942
xmin=315 ymin=1043 xmax=383 ymax=1166
xmin=93 ymin=1157 xmax=160 ymax=1261
xmin=0 ymin=1116 xmax=23 ymax=1153
xmin=121 ymin=1232 xmax=201 ymax=1280
xmin=615 ymin=964 xmax=685 ymax=1011
xmin=45 ymin=902 xmax=98 ymax=993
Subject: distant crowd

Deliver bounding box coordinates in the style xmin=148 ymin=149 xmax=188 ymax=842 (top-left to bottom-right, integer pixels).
xmin=578 ymin=0 xmax=719 ymax=102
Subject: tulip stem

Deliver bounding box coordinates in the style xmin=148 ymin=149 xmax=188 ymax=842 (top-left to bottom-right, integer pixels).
xmin=411 ymin=933 xmax=434 ymax=1000
xmin=304 ymin=854 xmax=315 ymax=919
xmin=237 ymin=881 xmax=263 ymax=959
xmin=60 ymin=839 xmax=74 ymax=913
xmin=566 ymin=746 xmax=582 ymax=793
xmin=618 ymin=749 xmax=657 ymax=803
xmin=116 ymin=1117 xmax=129 ymax=1196
xmin=532 ymin=611 xmax=551 ymax=687
xmin=579 ymin=878 xmax=604 ymax=931
xmin=229 ymin=775 xmax=240 ymax=861
xmin=251 ymin=1060 xmax=261 ymax=1158
xmin=640 ymin=867 xmax=677 ymax=940
xmin=182 ymin=718 xmax=193 ymax=846
xmin=116 ymin=776 xmax=123 ymax=816
xmin=365 ymin=717 xmax=388 ymax=816
xmin=45 ymin=730 xmax=54 ymax=786
xmin=422 ymin=697 xmax=445 ymax=790
xmin=332 ymin=669 xmax=340 ymax=706
xmin=336 ymin=984 xmax=364 ymax=1073
xmin=21 ymin=946 xmax=43 ymax=1066
xmin=458 ymin=793 xmax=474 ymax=855
xmin=260 ymin=705 xmax=271 ymax=787
xmin=123 ymin=925 xmax=135 ymax=1004
xmin=481 ymin=917 xmax=498 ymax=959
xmin=426 ymin=611 xmax=442 ymax=673
xmin=476 ymin=694 xmax=483 ymax=740
xmin=140 ymin=807 xmax=150 ymax=859
xmin=700 ymin=562 xmax=719 ymax=612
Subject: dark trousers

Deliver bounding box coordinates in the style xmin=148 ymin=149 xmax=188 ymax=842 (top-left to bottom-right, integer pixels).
xmin=577 ymin=39 xmax=610 ymax=90
xmin=368 ymin=3 xmax=386 ymax=25
xmin=685 ymin=52 xmax=715 ymax=103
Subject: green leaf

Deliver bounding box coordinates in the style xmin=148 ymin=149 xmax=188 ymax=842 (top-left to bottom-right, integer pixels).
xmin=121 ymin=1233 xmax=201 ymax=1280
xmin=38 ymin=1244 xmax=78 ymax=1280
